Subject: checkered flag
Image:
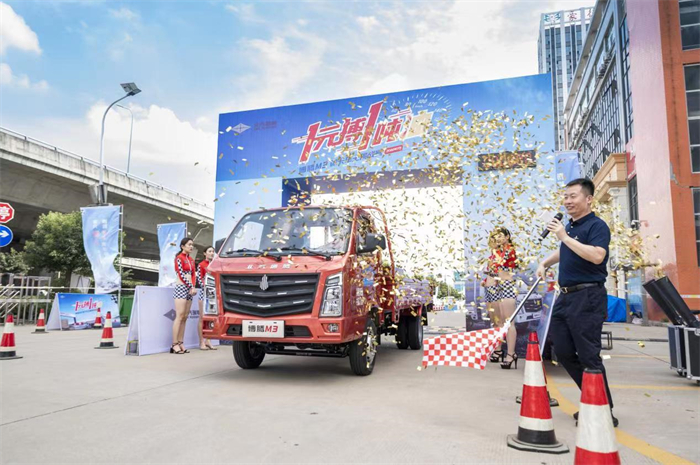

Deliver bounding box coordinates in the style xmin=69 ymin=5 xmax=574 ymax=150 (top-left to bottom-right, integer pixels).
xmin=422 ymin=325 xmax=509 ymax=370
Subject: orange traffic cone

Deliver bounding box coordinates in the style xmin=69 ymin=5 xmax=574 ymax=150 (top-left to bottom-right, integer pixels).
xmin=516 ymin=332 xmax=559 ymax=407
xmin=574 ymin=369 xmax=620 ymax=465
xmin=33 ymin=308 xmax=48 ymax=334
xmin=507 ymin=339 xmax=568 ymax=454
xmin=95 ymin=311 xmax=118 ymax=349
xmin=1 ymin=313 xmax=23 ymax=360
xmin=93 ymin=309 xmax=103 ymax=329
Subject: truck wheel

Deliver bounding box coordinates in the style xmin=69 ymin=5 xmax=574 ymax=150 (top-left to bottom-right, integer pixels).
xmin=232 ymin=341 xmax=265 ymax=369
xmin=396 ymin=316 xmax=409 ymax=349
xmin=408 ymin=314 xmax=423 ymax=350
xmin=349 ymin=320 xmax=378 ymax=376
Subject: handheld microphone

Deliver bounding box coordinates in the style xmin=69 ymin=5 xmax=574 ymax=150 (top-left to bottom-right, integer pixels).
xmin=539 ymin=212 xmax=564 ymax=241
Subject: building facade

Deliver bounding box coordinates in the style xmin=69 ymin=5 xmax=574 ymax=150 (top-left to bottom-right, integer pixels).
xmin=538 ymin=7 xmax=594 ymax=150
xmin=564 ymin=0 xmax=700 ymax=318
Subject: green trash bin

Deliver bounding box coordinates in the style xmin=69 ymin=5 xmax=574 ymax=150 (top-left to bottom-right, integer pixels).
xmin=119 ymin=295 xmax=134 ymax=325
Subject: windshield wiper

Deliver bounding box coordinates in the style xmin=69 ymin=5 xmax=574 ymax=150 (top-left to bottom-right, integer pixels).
xmin=277 ymin=247 xmax=332 ymax=261
xmin=230 ymin=248 xmax=282 ymax=261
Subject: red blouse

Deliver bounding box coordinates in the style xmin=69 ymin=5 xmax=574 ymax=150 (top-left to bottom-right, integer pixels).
xmin=487 ymin=244 xmax=518 ymax=274
xmin=197 ymin=260 xmax=210 ymax=288
xmin=175 ymin=253 xmax=196 ymax=289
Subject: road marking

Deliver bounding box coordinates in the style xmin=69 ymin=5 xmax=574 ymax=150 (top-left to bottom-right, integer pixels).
xmin=548 ymin=382 xmax=695 ymax=465
xmin=609 ymin=354 xmax=669 ymax=360
xmin=555 ymin=383 xmax=697 ymax=391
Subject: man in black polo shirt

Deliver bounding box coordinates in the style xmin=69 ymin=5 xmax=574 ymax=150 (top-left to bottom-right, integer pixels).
xmin=536 ymin=178 xmax=618 ymax=427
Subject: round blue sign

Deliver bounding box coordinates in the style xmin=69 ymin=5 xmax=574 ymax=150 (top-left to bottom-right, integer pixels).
xmin=0 ymin=225 xmax=13 ymax=247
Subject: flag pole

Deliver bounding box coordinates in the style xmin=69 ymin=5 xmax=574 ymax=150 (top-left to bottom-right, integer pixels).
xmin=504 ymin=277 xmax=542 ymax=327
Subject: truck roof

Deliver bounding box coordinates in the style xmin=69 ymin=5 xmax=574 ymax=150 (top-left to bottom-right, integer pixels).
xmin=244 ymin=205 xmax=383 ymax=215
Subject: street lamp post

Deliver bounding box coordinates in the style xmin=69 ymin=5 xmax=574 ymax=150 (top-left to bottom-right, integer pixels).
xmin=96 ymin=83 xmax=141 ymax=204
xmin=115 ymin=104 xmax=134 ymax=175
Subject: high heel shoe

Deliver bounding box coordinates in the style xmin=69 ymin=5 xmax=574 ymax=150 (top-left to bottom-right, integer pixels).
xmin=178 ymin=341 xmax=190 ymax=353
xmin=170 ymin=343 xmax=184 ymax=354
xmin=489 ymin=350 xmax=504 ymax=363
xmin=500 ymin=353 xmax=518 ymax=369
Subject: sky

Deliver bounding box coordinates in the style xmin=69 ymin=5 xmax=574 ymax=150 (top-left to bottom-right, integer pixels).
xmin=1 ymin=0 xmax=594 ymax=204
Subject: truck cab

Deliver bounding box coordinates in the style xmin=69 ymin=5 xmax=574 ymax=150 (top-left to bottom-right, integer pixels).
xmin=201 ymin=205 xmax=431 ymax=375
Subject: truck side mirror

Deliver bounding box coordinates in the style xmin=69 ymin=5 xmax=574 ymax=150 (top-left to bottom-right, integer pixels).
xmin=215 ymin=238 xmax=225 ymax=254
xmin=358 ymin=233 xmax=387 ymax=254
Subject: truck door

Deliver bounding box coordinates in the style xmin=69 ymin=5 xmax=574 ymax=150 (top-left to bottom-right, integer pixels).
xmin=355 ymin=212 xmax=380 ymax=315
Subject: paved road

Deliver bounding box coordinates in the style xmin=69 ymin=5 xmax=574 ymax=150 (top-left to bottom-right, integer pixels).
xmin=1 ymin=320 xmax=698 ymax=464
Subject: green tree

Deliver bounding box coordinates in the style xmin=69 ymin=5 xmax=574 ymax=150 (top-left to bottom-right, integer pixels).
xmin=0 ymin=249 xmax=30 ymax=274
xmin=436 ymin=281 xmax=462 ymax=299
xmin=24 ymin=211 xmax=91 ymax=282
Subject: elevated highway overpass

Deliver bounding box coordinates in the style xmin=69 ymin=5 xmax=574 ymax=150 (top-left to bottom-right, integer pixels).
xmin=0 ymin=127 xmax=214 ymax=268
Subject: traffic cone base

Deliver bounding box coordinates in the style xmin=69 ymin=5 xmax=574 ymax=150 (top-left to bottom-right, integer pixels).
xmin=95 ymin=342 xmax=119 ymax=349
xmin=507 ymin=434 xmax=569 ymax=454
xmin=515 ymin=395 xmax=559 ymax=407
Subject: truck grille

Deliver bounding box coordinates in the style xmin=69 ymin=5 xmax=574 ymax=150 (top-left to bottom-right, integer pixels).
xmin=220 ymin=273 xmax=319 ymax=317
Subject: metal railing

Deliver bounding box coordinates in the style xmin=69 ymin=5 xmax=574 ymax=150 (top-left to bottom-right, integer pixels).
xmin=0 ymin=282 xmax=138 ymax=326
xmin=0 ymin=275 xmax=53 ymax=324
xmin=0 ymin=126 xmax=212 ymax=214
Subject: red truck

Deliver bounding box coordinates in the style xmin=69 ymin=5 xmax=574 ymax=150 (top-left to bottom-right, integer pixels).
xmin=201 ymin=205 xmax=433 ymax=375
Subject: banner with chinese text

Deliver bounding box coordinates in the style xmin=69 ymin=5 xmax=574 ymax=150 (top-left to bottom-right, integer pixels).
xmin=214 ymin=75 xmax=556 ymax=242
xmin=81 ymin=206 xmax=121 ymax=294
xmin=46 ymin=293 xmax=121 ymax=330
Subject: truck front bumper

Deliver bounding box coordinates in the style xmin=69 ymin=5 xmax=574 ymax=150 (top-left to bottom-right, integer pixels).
xmin=202 ymin=314 xmax=361 ymax=345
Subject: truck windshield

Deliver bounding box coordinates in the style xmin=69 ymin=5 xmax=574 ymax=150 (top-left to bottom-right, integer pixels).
xmin=220 ymin=208 xmax=353 ymax=258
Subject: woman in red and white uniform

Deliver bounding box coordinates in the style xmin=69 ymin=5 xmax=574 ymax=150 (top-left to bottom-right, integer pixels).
xmin=483 ymin=227 xmax=519 ymax=369
xmin=196 ymin=246 xmax=216 ymax=351
xmin=172 ymin=238 xmax=197 ymax=354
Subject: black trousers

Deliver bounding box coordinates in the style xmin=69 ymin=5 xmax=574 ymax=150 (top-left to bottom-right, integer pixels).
xmin=550 ymin=285 xmax=614 ymax=408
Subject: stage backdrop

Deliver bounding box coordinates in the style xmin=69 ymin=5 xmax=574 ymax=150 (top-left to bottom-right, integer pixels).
xmin=214 ymin=74 xmax=557 ymax=249
xmin=46 ymin=293 xmax=121 ymax=330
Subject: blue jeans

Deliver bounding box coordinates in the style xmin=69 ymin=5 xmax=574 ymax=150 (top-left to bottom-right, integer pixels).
xmin=550 ymin=285 xmax=614 ymax=408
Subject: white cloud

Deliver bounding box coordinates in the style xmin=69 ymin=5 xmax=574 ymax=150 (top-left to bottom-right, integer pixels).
xmin=0 ymin=2 xmax=41 ymax=55
xmin=225 ymin=3 xmax=262 ymax=23
xmin=109 ymin=32 xmax=134 ymax=62
xmin=220 ymin=0 xmax=596 ymax=113
xmin=356 ymin=16 xmax=379 ymax=33
xmin=109 ymin=7 xmax=140 ymax=23
xmin=87 ymin=102 xmax=217 ymax=203
xmin=0 ymin=63 xmax=48 ymax=91
xmin=230 ymin=28 xmax=328 ymax=111
xmin=13 ymin=103 xmax=217 ymax=204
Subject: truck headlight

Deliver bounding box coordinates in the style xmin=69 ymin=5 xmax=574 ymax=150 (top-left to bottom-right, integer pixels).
xmin=204 ymin=273 xmax=218 ymax=315
xmin=320 ymin=272 xmax=342 ymax=317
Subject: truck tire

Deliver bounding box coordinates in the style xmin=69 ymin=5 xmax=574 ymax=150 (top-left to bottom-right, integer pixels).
xmin=408 ymin=314 xmax=423 ymax=350
xmin=232 ymin=341 xmax=265 ymax=369
xmin=396 ymin=316 xmax=409 ymax=349
xmin=349 ymin=320 xmax=378 ymax=376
